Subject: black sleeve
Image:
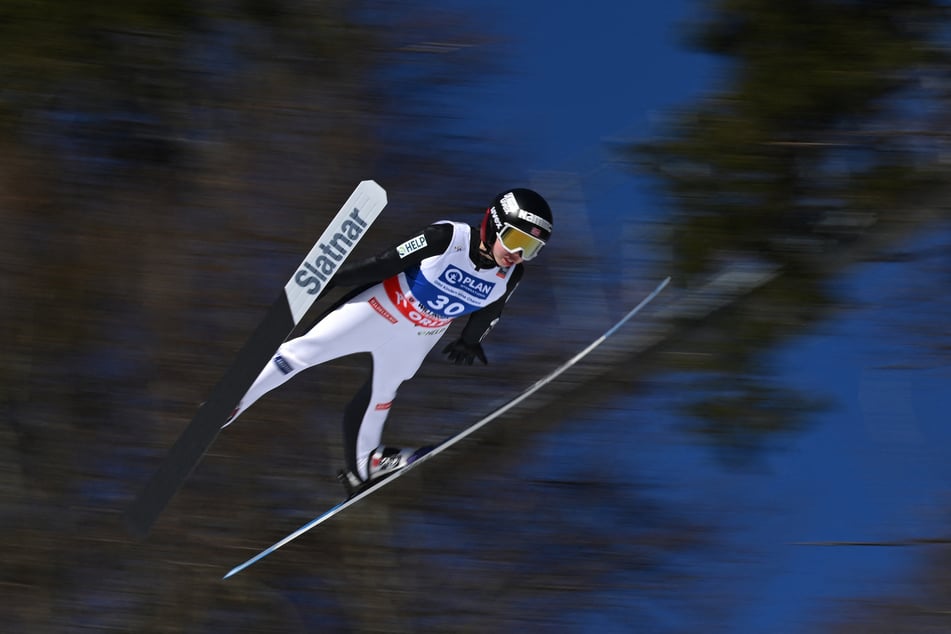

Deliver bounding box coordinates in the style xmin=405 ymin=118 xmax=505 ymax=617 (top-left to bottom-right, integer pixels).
xmin=331 ymin=223 xmax=453 ymax=289
xmin=458 ymin=264 xmax=524 ymax=345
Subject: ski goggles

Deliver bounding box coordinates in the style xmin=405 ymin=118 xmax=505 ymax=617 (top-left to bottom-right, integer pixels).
xmin=497 ymin=223 xmax=546 ymax=260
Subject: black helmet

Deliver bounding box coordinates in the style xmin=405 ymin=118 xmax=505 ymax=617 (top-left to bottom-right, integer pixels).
xmin=480 ymin=188 xmax=553 ymax=261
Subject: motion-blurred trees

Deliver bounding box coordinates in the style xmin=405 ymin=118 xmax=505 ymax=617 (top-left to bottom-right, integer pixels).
xmin=0 ymin=2 xmax=509 ymax=631
xmin=1 ymin=2 xmax=709 ymax=632
xmin=5 ymin=0 xmax=951 ymax=631
xmin=630 ymin=0 xmax=951 ymax=460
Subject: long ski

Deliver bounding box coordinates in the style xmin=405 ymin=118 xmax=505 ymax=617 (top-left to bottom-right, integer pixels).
xmin=124 ymin=181 xmax=388 ymax=539
xmin=223 ymin=276 xmax=671 ymax=579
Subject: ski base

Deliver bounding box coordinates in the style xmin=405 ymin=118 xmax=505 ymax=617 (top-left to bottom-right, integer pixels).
xmin=124 ymin=181 xmax=387 ymax=539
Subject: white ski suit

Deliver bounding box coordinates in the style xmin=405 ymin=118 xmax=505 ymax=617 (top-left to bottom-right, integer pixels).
xmin=226 ymin=221 xmax=523 ymax=479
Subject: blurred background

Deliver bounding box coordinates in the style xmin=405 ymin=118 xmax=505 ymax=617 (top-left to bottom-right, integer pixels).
xmin=3 ymin=1 xmax=951 ymax=632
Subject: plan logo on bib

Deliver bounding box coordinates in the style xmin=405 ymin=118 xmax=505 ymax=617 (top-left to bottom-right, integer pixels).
xmin=438 ymin=265 xmax=495 ymax=301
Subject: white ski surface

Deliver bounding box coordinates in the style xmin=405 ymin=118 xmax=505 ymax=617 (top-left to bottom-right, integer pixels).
xmin=283 ymin=180 xmax=388 ymax=322
xmin=223 ymin=276 xmax=671 ymax=579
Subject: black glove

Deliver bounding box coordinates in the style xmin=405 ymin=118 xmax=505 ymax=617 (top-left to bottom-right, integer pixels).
xmin=442 ymin=337 xmax=488 ymax=365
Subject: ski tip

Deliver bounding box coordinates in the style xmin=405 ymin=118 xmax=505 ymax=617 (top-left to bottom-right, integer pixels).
xmin=358 ymin=179 xmax=387 ymax=199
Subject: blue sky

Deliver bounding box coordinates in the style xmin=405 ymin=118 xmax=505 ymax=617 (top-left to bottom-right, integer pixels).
xmin=476 ymin=2 xmax=714 ymax=169
xmin=467 ymin=2 xmax=950 ymax=632
xmin=629 ymin=252 xmax=950 ymax=631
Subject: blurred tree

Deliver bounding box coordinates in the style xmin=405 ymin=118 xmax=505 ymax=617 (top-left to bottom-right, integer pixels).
xmin=628 ymin=0 xmax=951 ymax=458
xmin=0 ymin=1 xmax=519 ymax=631
xmin=8 ymin=0 xmax=949 ymax=630
xmin=0 ymin=2 xmax=714 ymax=632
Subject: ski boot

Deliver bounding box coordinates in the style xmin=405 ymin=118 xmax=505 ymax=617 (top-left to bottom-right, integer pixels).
xmin=337 ymin=445 xmax=435 ymax=498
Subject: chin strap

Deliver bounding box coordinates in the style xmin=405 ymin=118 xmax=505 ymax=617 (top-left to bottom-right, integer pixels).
xmin=475 ymin=246 xmax=497 ymax=271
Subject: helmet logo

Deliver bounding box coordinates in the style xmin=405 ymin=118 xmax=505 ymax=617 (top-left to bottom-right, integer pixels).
xmin=516 ymin=209 xmax=553 ymax=233
xmin=489 ymin=206 xmax=504 ymax=230
xmin=499 ymin=192 xmax=520 ymax=216
xmin=498 ymin=191 xmax=552 ymax=234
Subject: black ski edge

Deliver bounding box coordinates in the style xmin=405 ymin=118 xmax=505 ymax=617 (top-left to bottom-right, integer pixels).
xmin=123 ymin=292 xmax=296 ymax=539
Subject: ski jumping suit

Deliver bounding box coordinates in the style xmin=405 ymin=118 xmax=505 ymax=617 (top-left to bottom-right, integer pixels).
xmin=225 ymin=221 xmax=523 ymax=480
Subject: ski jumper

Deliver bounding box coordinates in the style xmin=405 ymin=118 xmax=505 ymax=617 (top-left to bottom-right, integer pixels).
xmin=225 ymin=221 xmax=523 ymax=480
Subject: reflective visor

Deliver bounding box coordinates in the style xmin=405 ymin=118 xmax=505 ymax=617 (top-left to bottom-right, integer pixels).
xmin=498 ymin=223 xmax=546 ymax=260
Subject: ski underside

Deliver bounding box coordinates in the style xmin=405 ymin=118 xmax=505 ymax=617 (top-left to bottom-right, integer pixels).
xmin=224 ymin=276 xmax=671 ymax=579
xmin=124 ymin=181 xmax=388 ymax=539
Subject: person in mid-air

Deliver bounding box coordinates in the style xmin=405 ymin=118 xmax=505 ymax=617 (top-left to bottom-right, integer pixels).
xmin=224 ymin=188 xmax=553 ymax=494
